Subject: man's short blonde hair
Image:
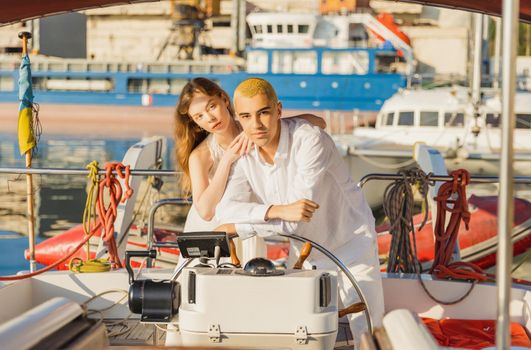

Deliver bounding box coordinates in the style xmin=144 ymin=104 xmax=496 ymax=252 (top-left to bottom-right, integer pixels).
xmin=234 ymin=77 xmax=278 ymax=103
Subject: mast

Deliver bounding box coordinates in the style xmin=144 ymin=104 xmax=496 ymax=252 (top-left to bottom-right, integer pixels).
xmin=471 ymin=13 xmax=483 ymax=138
xmin=471 ymin=13 xmax=483 ymax=110
xmin=493 ymin=17 xmax=502 ymax=90
xmin=496 ymin=0 xmax=519 ymax=348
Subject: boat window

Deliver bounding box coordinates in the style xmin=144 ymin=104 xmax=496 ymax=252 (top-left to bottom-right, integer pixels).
xmin=287 ymin=24 xmax=294 ymax=33
xmin=419 ymin=111 xmax=439 ymax=127
xmin=31 ymin=77 xmax=47 ymax=91
xmin=267 ymin=25 xmax=273 ymax=33
xmin=128 ymin=79 xmax=147 ymax=93
xmin=44 ymin=78 xmax=113 ymax=92
xmin=384 ymin=112 xmax=394 ymax=126
xmin=516 ymin=114 xmax=531 ymax=129
xmin=277 ymin=25 xmax=283 ymax=33
xmin=298 ymin=25 xmax=310 ymax=34
xmin=397 ymin=111 xmax=414 ymax=126
xmin=247 ymin=50 xmax=269 ymax=73
xmin=147 ymin=79 xmax=170 ymax=94
xmin=254 ymin=25 xmax=262 ymax=34
xmin=321 ymin=51 xmax=368 ymax=75
xmin=348 ymin=23 xmax=368 ymax=47
xmin=375 ymin=52 xmax=402 ymax=73
xmin=486 ymin=113 xmax=500 ymax=127
xmin=272 ymin=51 xmax=317 ymax=74
xmin=314 ymin=20 xmax=339 ymax=40
xmin=444 ymin=112 xmax=464 ymax=127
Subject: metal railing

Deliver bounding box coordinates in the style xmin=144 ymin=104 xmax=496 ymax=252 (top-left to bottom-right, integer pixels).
xmin=0 ymin=167 xmax=182 ymax=176
xmin=359 ymin=173 xmax=531 ymax=188
xmin=145 ymin=198 xmax=191 ymax=268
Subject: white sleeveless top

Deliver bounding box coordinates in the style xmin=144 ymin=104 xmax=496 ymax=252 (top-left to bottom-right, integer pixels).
xmin=183 ymin=133 xmax=266 ymax=264
xmin=184 ymin=134 xmax=223 ymax=232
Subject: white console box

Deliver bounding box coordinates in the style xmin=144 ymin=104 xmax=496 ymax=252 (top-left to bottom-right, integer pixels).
xmin=174 ymin=267 xmax=339 ymax=349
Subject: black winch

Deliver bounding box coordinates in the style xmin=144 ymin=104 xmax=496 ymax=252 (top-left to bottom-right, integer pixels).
xmin=236 ymin=257 xmax=285 ymax=276
xmin=126 ymin=249 xmax=180 ymax=322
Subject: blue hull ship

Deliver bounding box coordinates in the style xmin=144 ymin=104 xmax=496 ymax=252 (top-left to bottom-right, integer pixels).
xmin=0 ymin=47 xmax=405 ymax=111
xmin=0 ymin=12 xmax=412 ymax=110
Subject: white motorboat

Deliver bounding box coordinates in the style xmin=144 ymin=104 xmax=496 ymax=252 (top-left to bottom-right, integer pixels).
xmin=335 ymin=87 xmax=531 ymax=207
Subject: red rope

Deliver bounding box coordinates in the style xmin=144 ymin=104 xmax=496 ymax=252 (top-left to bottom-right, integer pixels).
xmin=427 ymin=169 xmax=531 ymax=288
xmin=431 ymin=170 xmax=469 ymax=269
xmin=0 ymin=162 xmax=133 ymax=280
xmin=430 ymin=169 xmax=491 ymax=281
xmin=96 ymin=162 xmax=133 ymax=268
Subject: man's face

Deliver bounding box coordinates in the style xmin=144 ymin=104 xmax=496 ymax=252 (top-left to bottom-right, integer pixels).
xmin=234 ymin=93 xmax=282 ymax=148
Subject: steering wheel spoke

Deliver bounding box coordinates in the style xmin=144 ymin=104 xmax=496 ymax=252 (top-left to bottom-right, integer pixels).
xmin=292 ymin=242 xmax=313 ymax=269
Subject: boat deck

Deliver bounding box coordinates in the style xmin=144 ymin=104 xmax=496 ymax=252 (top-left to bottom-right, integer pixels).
xmin=105 ymin=319 xmax=354 ymax=348
xmin=106 ymin=319 xmax=165 ymax=346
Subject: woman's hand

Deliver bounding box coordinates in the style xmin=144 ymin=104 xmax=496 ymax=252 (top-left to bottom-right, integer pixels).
xmin=222 ymin=132 xmax=253 ymax=164
xmin=239 ymin=132 xmax=254 ymax=154
xmin=222 ymin=133 xmax=245 ymax=164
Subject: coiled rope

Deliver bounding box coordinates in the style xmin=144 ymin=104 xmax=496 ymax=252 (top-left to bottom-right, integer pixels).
xmin=69 ymin=160 xmax=111 ymax=273
xmin=383 ymin=168 xmax=432 ymax=273
xmin=96 ymin=162 xmax=133 ymax=268
xmin=425 ymin=170 xmax=530 ymax=287
xmin=430 ymin=170 xmax=476 ymax=276
xmin=0 ymin=161 xmax=133 ymax=280
xmin=69 ymin=257 xmax=111 ymax=273
xmin=419 ymin=169 xmax=502 ymax=304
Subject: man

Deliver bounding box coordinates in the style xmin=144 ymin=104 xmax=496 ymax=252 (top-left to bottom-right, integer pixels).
xmin=215 ymin=78 xmax=384 ymax=345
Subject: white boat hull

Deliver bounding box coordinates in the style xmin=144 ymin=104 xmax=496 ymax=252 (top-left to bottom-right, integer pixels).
xmin=0 ymin=269 xmax=529 ymax=349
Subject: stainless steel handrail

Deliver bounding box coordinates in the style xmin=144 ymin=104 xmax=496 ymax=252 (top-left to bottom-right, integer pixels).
xmin=279 ymin=233 xmax=373 ymax=335
xmin=146 ymin=198 xmax=191 ymax=267
xmin=0 ymin=167 xmax=181 ymax=176
xmin=358 ymin=173 xmax=531 ymax=188
xmin=497 ymin=0 xmax=519 ymax=347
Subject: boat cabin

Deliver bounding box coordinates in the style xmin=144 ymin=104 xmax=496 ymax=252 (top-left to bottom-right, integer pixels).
xmin=376 ymin=88 xmax=531 ymax=130
xmin=247 ymin=12 xmax=414 ymax=75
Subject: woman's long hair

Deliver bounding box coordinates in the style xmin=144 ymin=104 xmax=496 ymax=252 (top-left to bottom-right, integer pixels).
xmin=174 ymin=78 xmax=234 ymax=195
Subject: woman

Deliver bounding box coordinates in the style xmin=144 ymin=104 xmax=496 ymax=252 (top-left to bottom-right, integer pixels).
xmin=174 ymin=77 xmax=325 ymax=261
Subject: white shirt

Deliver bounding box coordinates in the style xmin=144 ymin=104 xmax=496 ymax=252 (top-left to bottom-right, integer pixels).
xmin=216 ymin=118 xmax=379 ymax=266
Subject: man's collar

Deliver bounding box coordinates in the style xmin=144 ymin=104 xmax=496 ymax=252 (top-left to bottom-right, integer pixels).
xmin=251 ymin=119 xmax=287 ymax=164
xmin=274 ymin=119 xmax=289 ymax=161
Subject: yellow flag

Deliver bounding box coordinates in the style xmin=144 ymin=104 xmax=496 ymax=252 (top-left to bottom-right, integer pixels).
xmin=18 ymin=54 xmax=36 ymax=156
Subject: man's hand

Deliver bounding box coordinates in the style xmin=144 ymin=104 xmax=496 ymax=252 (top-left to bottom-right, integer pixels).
xmin=215 ymin=223 xmax=237 ymax=235
xmin=265 ymin=199 xmax=319 ymax=223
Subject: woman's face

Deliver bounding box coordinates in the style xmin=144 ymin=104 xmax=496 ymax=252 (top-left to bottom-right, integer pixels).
xmin=187 ymin=92 xmax=233 ymax=134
